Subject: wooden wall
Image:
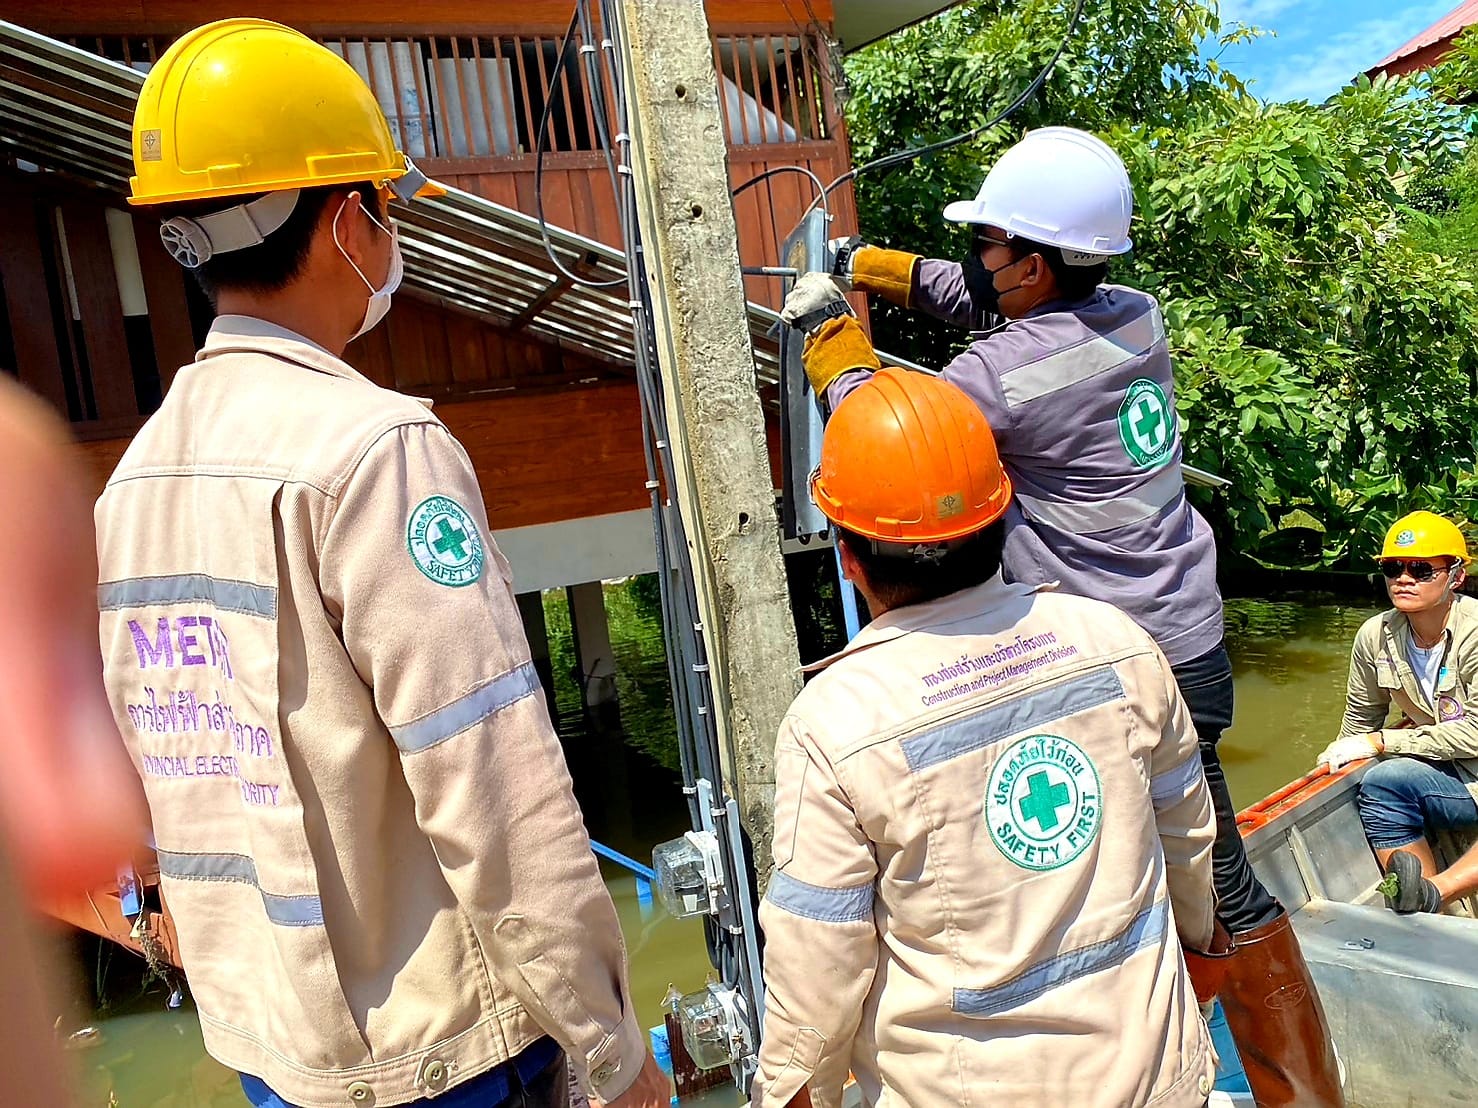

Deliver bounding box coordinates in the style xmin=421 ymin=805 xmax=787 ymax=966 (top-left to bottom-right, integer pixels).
xmin=69 ymin=382 xmax=780 ymax=534
xmin=8 ymin=1 xmax=834 ymax=35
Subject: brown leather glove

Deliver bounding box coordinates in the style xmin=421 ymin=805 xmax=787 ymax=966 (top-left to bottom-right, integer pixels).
xmin=1183 ymin=918 xmax=1236 ymax=1003
xmin=801 ymin=315 xmax=882 ymax=395
xmin=850 ymin=246 xmax=921 ymax=307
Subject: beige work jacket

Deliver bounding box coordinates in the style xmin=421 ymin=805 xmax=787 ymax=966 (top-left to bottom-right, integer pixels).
xmin=95 ymin=318 xmax=645 ymax=1107
xmin=752 ymin=579 xmax=1217 ymax=1108
xmin=1339 ymin=593 xmax=1478 ymax=800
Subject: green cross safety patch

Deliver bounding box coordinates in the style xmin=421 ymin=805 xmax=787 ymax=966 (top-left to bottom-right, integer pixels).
xmin=407 ymin=495 xmax=485 ymax=587
xmin=986 ymin=734 xmax=1102 ymax=871
xmin=1117 ymin=378 xmax=1176 ymax=469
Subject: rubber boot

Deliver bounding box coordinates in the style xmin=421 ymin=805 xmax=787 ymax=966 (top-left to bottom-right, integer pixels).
xmin=1216 ymin=911 xmax=1345 ymax=1107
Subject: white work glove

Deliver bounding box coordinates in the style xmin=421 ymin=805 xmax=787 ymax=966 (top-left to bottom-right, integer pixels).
xmin=827 ymin=235 xmax=864 ymax=289
xmin=1316 ymin=735 xmax=1380 ymax=771
xmin=779 ymin=272 xmax=853 ymax=335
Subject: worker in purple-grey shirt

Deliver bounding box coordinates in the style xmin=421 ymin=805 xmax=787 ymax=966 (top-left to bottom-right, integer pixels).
xmin=778 ymin=127 xmax=1344 ymax=1107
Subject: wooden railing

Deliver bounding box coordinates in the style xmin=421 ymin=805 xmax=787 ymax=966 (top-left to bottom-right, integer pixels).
xmin=64 ymin=26 xmax=837 ymax=165
xmin=57 ymin=27 xmax=856 ymax=308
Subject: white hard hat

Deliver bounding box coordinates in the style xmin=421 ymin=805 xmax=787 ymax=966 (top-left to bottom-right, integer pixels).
xmin=943 ymin=127 xmax=1134 ymax=265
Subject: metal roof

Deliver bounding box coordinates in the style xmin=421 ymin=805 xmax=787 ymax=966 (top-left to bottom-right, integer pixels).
xmin=0 ymin=21 xmax=788 ymax=380
xmin=1371 ymin=1 xmax=1478 ymax=72
xmin=832 ymin=0 xmax=965 ymax=52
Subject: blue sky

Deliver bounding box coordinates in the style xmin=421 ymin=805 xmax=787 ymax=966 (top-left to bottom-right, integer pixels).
xmin=1213 ymin=0 xmax=1461 ymax=102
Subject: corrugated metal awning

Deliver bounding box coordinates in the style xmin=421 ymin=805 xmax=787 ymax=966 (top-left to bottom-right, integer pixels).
xmin=0 ymin=21 xmax=789 ymax=379
xmin=1370 ymin=0 xmax=1478 ymax=73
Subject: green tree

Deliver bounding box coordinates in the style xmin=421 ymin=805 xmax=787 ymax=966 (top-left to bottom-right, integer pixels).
xmin=843 ymin=0 xmax=1478 ymax=568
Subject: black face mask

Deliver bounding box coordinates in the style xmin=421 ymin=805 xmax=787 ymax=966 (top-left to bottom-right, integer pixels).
xmin=961 ymin=246 xmax=1026 ymax=326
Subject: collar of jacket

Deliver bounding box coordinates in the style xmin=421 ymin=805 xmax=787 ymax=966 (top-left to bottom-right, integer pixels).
xmin=196 ymin=315 xmax=433 ymax=409
xmin=1020 ymin=285 xmax=1105 ymax=321
xmin=802 ymin=575 xmax=1054 ymax=674
xmin=1378 ymin=593 xmax=1477 ymax=709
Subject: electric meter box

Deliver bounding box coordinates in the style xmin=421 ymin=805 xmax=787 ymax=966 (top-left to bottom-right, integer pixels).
xmin=652 ymin=831 xmax=719 ymax=918
xmin=677 ymin=983 xmax=752 ymax=1072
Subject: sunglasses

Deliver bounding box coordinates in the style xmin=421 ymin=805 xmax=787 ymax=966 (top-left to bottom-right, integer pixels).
xmin=971 ymin=231 xmax=1013 ymax=252
xmin=1380 ymin=559 xmax=1455 ymax=582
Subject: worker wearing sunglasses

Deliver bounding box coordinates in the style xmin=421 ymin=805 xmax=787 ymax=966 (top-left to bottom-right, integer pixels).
xmin=1317 ymin=510 xmax=1478 ymax=915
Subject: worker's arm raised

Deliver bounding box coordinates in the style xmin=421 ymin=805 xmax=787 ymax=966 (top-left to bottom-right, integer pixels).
xmin=836 ymin=239 xmax=976 ymax=330
xmin=320 ymin=422 xmax=651 ymax=1104
xmin=752 ymin=717 xmax=878 ymax=1108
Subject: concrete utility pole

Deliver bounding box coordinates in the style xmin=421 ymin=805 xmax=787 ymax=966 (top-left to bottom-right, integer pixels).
xmin=615 ymin=0 xmax=804 ymax=884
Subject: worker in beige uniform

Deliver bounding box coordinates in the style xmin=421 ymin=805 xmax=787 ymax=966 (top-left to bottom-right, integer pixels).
xmin=751 ymin=368 xmax=1223 ymax=1108
xmin=95 ymin=20 xmax=667 ymax=1108
xmin=1317 ymin=511 xmax=1478 ymax=915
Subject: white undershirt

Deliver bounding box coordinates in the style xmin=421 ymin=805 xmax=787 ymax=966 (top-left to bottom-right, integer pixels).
xmin=1406 ymin=638 xmax=1446 ymax=707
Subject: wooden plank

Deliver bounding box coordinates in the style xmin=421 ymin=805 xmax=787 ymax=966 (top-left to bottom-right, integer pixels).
xmin=573 ymin=162 xmax=623 ymax=249
xmin=443 ymin=311 xmax=492 ymax=386
xmin=471 ymin=172 xmax=522 ymax=211
xmin=437 ymin=384 xmax=650 ymax=529
xmin=537 ymin=169 xmax=578 ymax=233
xmin=343 ymin=316 xmax=396 ymax=387
xmin=566 ymin=167 xmax=597 ymax=240
xmin=59 ymin=199 xmax=135 ymax=422
xmin=415 ymin=299 xmax=455 ymax=387
xmin=481 ymin=322 xmax=514 ymax=380
xmin=130 ymin=211 xmax=195 ymax=392
xmin=0 ymin=180 xmax=69 ymax=416
xmin=383 ymin=302 xmax=431 ymax=389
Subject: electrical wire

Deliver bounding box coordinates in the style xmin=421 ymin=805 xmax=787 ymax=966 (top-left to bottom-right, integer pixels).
xmin=534 ymin=4 xmax=628 ymax=288
xmin=592 ymin=0 xmax=766 ymax=1071
xmin=822 ymin=0 xmax=1088 ymax=198
xmin=729 ymin=163 xmax=831 ymax=221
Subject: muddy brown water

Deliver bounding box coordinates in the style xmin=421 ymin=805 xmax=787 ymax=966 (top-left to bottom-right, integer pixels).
xmin=64 ymin=595 xmax=1380 ymax=1106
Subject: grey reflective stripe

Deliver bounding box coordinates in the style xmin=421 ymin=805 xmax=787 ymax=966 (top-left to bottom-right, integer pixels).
xmin=1150 ymin=755 xmax=1205 ymax=804
xmin=1000 ymin=305 xmax=1165 ymax=408
xmin=765 ymin=871 xmax=874 ymax=923
xmin=156 ymin=849 xmax=323 ymax=927
xmin=902 ymin=666 xmax=1124 ymax=773
xmin=98 ymin=574 xmax=277 ymax=618
xmin=1014 ymin=462 xmax=1184 ymax=536
xmin=953 ymin=900 xmax=1168 ymax=1018
xmin=390 ymin=661 xmax=540 ymax=754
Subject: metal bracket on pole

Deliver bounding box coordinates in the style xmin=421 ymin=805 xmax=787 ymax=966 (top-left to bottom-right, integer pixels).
xmin=777 ymin=207 xmax=833 ymax=542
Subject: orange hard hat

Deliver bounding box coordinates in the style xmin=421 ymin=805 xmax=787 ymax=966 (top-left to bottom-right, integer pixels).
xmin=811 ymin=367 xmax=1012 ymax=546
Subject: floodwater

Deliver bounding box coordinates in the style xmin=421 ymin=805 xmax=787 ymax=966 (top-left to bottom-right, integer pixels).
xmin=65 ymin=591 xmax=1382 ymax=1107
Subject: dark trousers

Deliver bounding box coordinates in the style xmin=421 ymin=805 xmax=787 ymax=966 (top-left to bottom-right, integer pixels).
xmin=1170 ymin=643 xmax=1282 ymax=933
xmin=241 ymin=1045 xmax=566 ymax=1108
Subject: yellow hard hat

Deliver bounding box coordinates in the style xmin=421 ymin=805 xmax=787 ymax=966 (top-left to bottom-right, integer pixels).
xmin=1379 ymin=511 xmax=1470 ymax=563
xmin=129 ymin=18 xmax=444 ymax=207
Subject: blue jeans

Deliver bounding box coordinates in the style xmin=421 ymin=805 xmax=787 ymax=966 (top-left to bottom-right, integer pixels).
xmin=240 ymin=1038 xmax=563 ymax=1108
xmin=1356 ymin=757 xmax=1478 ymax=850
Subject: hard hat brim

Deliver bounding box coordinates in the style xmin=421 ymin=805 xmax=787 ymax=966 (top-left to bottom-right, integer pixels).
xmin=942 ymin=199 xmax=983 ymax=224
xmin=128 ymin=168 xmax=448 ymax=208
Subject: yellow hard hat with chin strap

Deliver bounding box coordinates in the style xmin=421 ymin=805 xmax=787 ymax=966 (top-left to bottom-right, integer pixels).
xmin=1379 ymin=510 xmax=1470 ymax=563
xmin=130 ymin=18 xmax=444 ymax=268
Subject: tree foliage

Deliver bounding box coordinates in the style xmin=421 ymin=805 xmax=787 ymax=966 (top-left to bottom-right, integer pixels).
xmin=843 ymin=1 xmax=1478 ymax=568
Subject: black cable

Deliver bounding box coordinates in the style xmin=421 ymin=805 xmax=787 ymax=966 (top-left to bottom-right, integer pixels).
xmin=534 ymin=4 xmax=627 ymax=288
xmin=758 ymin=0 xmax=1088 ymax=205
xmin=730 ymin=163 xmax=830 ymax=221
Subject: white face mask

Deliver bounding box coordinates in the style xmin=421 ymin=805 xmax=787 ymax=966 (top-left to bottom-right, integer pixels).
xmin=333 ymin=197 xmax=403 ymax=341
